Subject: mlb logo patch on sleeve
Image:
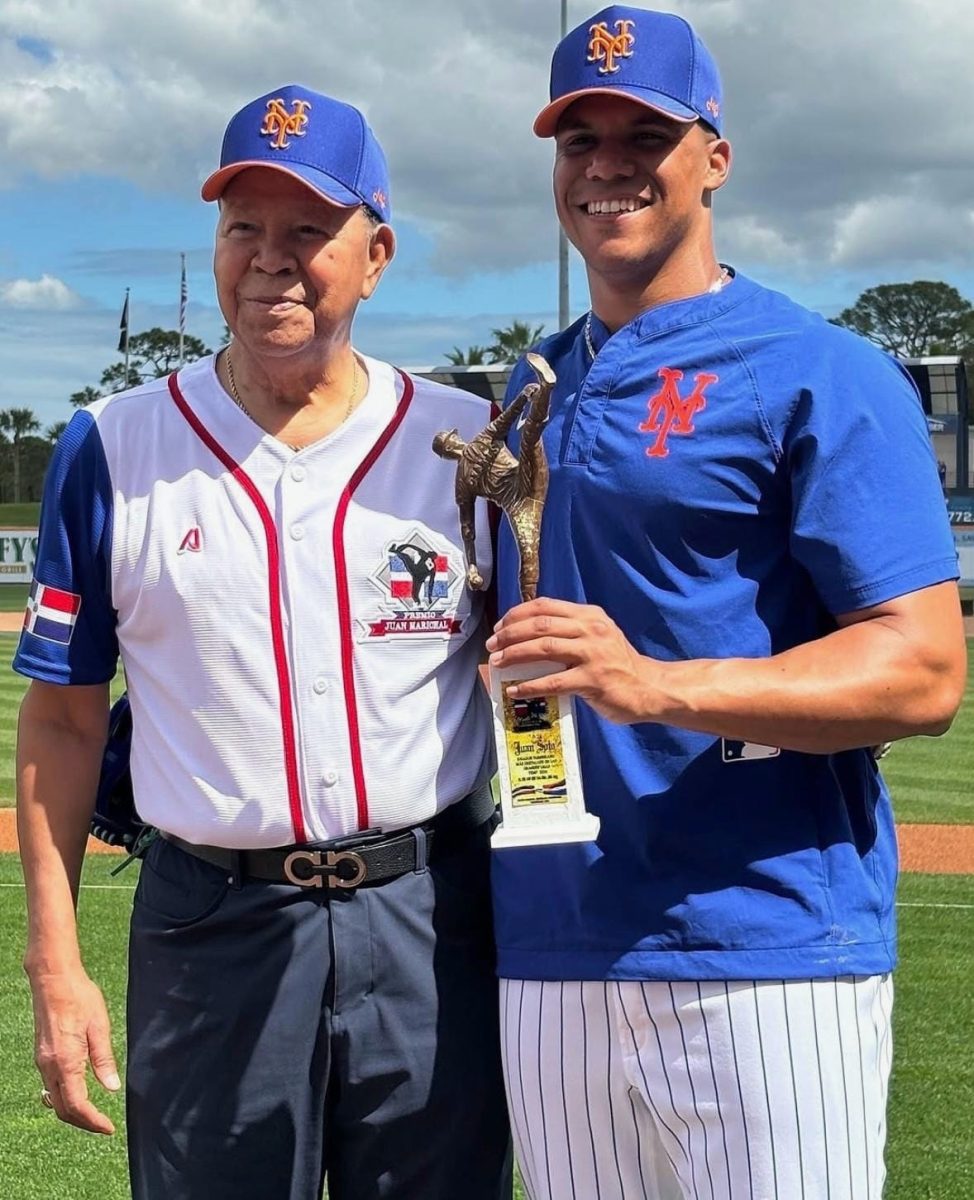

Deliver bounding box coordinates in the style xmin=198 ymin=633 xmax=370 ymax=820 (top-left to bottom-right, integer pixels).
xmin=23 ymin=580 xmax=82 ymax=645
xmin=722 ymin=738 xmax=780 ymax=762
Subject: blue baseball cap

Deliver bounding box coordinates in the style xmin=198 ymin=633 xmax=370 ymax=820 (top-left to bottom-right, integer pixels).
xmin=201 ymin=84 xmax=391 ymax=222
xmin=534 ymin=6 xmax=723 ymax=138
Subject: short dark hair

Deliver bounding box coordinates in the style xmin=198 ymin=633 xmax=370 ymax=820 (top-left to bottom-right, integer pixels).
xmin=362 ymin=204 xmax=383 ymax=227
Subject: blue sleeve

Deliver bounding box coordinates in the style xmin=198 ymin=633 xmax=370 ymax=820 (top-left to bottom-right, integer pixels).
xmin=782 ymin=335 xmax=958 ymax=613
xmin=13 ymin=411 xmax=119 ymax=684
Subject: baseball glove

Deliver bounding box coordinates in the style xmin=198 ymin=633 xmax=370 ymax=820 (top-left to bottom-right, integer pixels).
xmin=90 ymin=691 xmax=148 ymax=850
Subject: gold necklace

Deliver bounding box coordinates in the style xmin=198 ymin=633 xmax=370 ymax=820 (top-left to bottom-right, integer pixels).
xmin=224 ymin=348 xmax=361 ymax=447
xmin=583 ymin=267 xmax=733 ymax=361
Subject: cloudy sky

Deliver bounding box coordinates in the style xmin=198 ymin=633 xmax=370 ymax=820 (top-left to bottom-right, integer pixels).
xmin=2 ymin=0 xmax=973 ymax=427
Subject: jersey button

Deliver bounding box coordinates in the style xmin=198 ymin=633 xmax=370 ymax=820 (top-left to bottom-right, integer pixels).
xmin=290 ymin=523 xmax=305 ymax=540
xmin=322 ymin=769 xmax=339 ymax=788
xmin=290 ymin=464 xmax=307 ymax=482
xmin=312 ymin=677 xmax=329 ymax=695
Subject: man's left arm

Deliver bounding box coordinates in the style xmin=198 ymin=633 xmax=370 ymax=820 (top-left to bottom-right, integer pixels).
xmin=486 ymin=580 xmax=967 ymax=753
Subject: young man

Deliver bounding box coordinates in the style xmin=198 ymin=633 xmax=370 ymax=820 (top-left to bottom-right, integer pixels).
xmin=487 ymin=8 xmax=966 ymax=1199
xmin=16 ymin=85 xmax=511 ymax=1200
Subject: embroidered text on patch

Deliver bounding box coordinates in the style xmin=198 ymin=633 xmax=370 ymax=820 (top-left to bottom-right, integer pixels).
xmin=638 ymin=367 xmax=718 ymax=457
xmin=23 ymin=580 xmax=81 ymax=645
xmin=260 ymin=98 xmax=311 ymax=150
xmin=587 ymin=19 xmax=636 ymax=75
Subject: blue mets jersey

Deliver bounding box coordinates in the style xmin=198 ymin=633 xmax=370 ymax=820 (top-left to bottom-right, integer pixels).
xmin=492 ymin=271 xmax=958 ymax=982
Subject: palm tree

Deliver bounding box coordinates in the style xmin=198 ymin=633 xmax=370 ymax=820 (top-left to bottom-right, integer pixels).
xmin=69 ymin=386 xmax=101 ymax=408
xmin=446 ymin=344 xmax=491 ymax=366
xmin=487 ymin=320 xmax=546 ymax=363
xmin=46 ymin=421 xmax=68 ymax=443
xmin=0 ymin=407 xmax=41 ymax=503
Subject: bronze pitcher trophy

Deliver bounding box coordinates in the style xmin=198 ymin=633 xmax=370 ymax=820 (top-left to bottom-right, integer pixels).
xmin=433 ymin=354 xmax=599 ymax=848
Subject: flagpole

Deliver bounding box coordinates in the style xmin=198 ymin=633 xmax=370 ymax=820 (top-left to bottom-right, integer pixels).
xmin=178 ymin=253 xmax=187 ymax=367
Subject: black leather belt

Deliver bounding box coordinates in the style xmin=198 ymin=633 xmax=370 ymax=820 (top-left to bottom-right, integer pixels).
xmin=158 ymin=784 xmax=496 ymax=891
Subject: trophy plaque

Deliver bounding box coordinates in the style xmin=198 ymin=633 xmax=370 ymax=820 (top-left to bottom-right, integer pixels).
xmin=432 ymin=353 xmax=600 ymax=848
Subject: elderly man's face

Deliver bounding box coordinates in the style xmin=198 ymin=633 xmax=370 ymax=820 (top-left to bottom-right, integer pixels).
xmin=214 ymin=168 xmax=392 ymax=361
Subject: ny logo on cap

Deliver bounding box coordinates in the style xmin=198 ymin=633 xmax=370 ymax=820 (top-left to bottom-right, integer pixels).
xmin=706 ymin=97 xmax=721 ymax=121
xmin=587 ymin=18 xmax=635 ymax=75
xmin=260 ymin=97 xmax=311 ymax=150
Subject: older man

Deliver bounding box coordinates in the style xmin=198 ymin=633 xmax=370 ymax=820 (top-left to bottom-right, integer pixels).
xmin=486 ymin=8 xmax=967 ymax=1199
xmin=16 ymin=85 xmax=510 ymax=1200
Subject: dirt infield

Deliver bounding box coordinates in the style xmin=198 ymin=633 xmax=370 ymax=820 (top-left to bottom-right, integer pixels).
xmin=0 ymin=809 xmax=971 ymax=871
xmin=897 ymin=824 xmax=974 ymax=874
xmin=0 ymin=810 xmax=123 ymax=856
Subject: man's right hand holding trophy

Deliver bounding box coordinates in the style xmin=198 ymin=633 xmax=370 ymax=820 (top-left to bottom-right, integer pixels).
xmin=433 ymin=354 xmax=600 ymax=848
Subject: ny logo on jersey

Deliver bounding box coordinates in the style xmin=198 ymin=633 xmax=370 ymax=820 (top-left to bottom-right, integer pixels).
xmin=260 ymin=97 xmax=311 ymax=150
xmin=637 ymin=367 xmax=718 ymax=458
xmin=177 ymin=527 xmax=202 ymax=554
xmin=587 ymin=19 xmax=635 ymax=74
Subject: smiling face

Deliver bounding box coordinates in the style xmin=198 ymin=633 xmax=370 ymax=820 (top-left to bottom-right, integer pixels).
xmin=553 ymin=94 xmax=730 ymax=307
xmin=213 ymin=168 xmax=394 ymax=364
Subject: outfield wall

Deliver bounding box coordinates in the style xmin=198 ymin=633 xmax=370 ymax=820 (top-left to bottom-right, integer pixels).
xmin=0 ymin=530 xmax=37 ymax=584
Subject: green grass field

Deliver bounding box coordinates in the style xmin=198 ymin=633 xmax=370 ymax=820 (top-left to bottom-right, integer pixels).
xmin=0 ymin=584 xmax=29 ymax=613
xmin=0 ymin=634 xmax=126 ymax=807
xmin=0 ymin=504 xmax=40 ymax=529
xmin=0 ymin=857 xmax=970 ymax=1198
xmin=880 ymin=642 xmax=974 ymax=823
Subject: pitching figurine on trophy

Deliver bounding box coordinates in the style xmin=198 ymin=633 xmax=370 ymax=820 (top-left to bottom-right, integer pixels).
xmin=432 ymin=354 xmax=600 ymax=848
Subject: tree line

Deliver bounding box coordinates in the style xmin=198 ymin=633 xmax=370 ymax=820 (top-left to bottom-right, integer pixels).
xmin=4 ymin=284 xmax=971 ymax=506
xmin=447 ymin=283 xmax=974 ymax=366
xmin=0 ymin=329 xmax=212 ymax=505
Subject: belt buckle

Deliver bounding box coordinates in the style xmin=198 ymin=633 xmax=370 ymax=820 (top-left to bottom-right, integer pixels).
xmin=283 ymin=848 xmax=368 ymax=889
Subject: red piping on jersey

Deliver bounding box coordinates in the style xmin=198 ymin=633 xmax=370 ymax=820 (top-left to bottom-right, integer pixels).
xmin=333 ymin=369 xmax=415 ymax=829
xmin=166 ymin=372 xmax=307 ymax=843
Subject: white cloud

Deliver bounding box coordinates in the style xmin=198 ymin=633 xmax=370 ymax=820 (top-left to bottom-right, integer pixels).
xmin=831 ymin=195 xmax=974 ymax=269
xmin=717 ymin=214 xmax=795 ymax=266
xmin=0 ymin=273 xmax=80 ymax=308
xmin=3 ymin=1 xmax=974 ymax=278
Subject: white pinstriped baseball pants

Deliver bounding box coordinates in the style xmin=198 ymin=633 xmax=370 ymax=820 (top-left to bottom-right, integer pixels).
xmin=500 ymin=975 xmax=893 ymax=1200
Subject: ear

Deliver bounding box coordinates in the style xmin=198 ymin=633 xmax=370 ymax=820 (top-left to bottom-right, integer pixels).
xmin=361 ymin=223 xmax=396 ymax=301
xmin=704 ymin=136 xmax=732 ymax=195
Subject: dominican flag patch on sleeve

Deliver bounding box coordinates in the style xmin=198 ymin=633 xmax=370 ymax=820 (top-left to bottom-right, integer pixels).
xmin=23 ymin=580 xmax=82 ymax=645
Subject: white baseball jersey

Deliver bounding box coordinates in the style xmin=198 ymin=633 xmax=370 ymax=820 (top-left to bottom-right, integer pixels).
xmin=15 ymin=353 xmax=495 ymax=848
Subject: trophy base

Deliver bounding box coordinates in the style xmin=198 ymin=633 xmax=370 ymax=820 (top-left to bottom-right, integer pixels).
xmin=489 ymin=660 xmax=600 ymax=850
xmin=490 ymin=814 xmax=601 ymax=850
